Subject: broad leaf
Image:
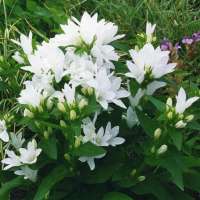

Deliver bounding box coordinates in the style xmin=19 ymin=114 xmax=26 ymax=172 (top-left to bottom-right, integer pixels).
xmin=169 ymin=127 xmax=183 ymax=151
xmin=73 ymin=142 xmax=106 ymax=157
xmin=0 ymin=177 xmax=25 ymax=199
xmin=33 ymin=166 xmax=71 ymax=200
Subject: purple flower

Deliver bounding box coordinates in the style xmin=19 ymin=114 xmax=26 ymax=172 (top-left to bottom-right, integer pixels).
xmin=160 ymin=39 xmax=173 ymax=51
xmin=182 ymin=36 xmax=194 ymax=45
xmin=175 ymin=42 xmax=181 ymax=50
xmin=192 ymin=31 xmax=200 ymax=42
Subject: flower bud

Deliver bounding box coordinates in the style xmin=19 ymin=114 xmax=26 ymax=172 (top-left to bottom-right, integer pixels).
xmin=47 ymin=99 xmax=53 ymax=110
xmin=74 ymin=136 xmax=82 ymax=148
xmin=60 ymin=120 xmax=67 ymax=127
xmin=185 ymin=115 xmax=194 ymax=122
xmin=70 ymin=110 xmax=77 ymax=120
xmin=57 ymin=102 xmax=66 ymax=112
xmin=154 ymin=128 xmax=162 ymax=140
xmin=166 ymin=97 xmax=173 ymax=108
xmin=167 ymin=111 xmax=173 ymax=119
xmin=130 ymin=169 xmax=137 ymax=177
xmin=78 ymin=99 xmax=88 ymax=109
xmin=64 ymin=153 xmax=71 ymax=161
xmin=81 ymin=87 xmax=87 ymax=95
xmin=151 ymin=146 xmax=156 ymax=153
xmin=24 ymin=109 xmax=34 ymax=118
xmin=175 ymin=120 xmax=187 ymax=128
xmin=178 ymin=113 xmax=184 ymax=120
xmin=87 ymin=87 xmax=93 ymax=96
xmin=157 ymin=144 xmax=168 ymax=155
xmin=138 ymin=176 xmax=146 ymax=182
xmin=44 ymin=131 xmax=49 ymax=139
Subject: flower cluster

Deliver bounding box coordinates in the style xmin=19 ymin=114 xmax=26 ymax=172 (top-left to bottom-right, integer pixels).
xmin=79 ymin=115 xmax=125 ymax=170
xmin=0 ymin=121 xmax=41 ymax=181
xmin=165 ymin=87 xmax=199 ymax=128
xmin=6 ymin=12 xmax=200 ymax=193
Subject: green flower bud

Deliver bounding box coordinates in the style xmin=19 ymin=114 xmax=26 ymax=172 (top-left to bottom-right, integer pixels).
xmin=81 ymin=87 xmax=87 ymax=95
xmin=70 ymin=110 xmax=77 ymax=120
xmin=166 ymin=97 xmax=173 ymax=108
xmin=47 ymin=99 xmax=53 ymax=110
xmin=87 ymin=87 xmax=93 ymax=96
xmin=185 ymin=115 xmax=194 ymax=122
xmin=151 ymin=146 xmax=156 ymax=153
xmin=57 ymin=102 xmax=66 ymax=112
xmin=130 ymin=169 xmax=137 ymax=177
xmin=24 ymin=109 xmax=34 ymax=118
xmin=60 ymin=120 xmax=67 ymax=127
xmin=138 ymin=176 xmax=146 ymax=182
xmin=64 ymin=153 xmax=71 ymax=161
xmin=44 ymin=131 xmax=49 ymax=139
xmin=167 ymin=111 xmax=173 ymax=119
xmin=154 ymin=128 xmax=162 ymax=140
xmin=78 ymin=99 xmax=88 ymax=109
xmin=175 ymin=120 xmax=187 ymax=129
xmin=157 ymin=144 xmax=168 ymax=155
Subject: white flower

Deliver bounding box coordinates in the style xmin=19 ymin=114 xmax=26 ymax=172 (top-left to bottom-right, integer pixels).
xmin=175 ymin=87 xmax=199 ymax=114
xmin=50 ymin=12 xmax=124 ymax=63
xmin=19 ymin=139 xmax=41 ymax=164
xmin=80 ymin=117 xmax=125 ymax=170
xmin=126 ymin=44 xmax=176 ymax=84
xmin=126 ymin=106 xmax=139 ymax=128
xmin=0 ymin=120 xmax=9 ymax=142
xmin=12 ymin=51 xmax=25 ymax=64
xmin=18 ymin=83 xmax=43 ymax=108
xmin=88 ymin=69 xmax=129 ymax=109
xmin=11 ymin=31 xmax=33 ymax=55
xmin=22 ymin=42 xmax=65 ymax=82
xmin=62 ymin=83 xmax=76 ymax=105
xmin=10 ymin=132 xmax=25 ymax=150
xmin=50 ymin=12 xmax=124 ymax=47
xmin=1 ymin=150 xmax=21 ymax=170
xmin=65 ymin=52 xmax=97 ymax=86
xmin=15 ymin=166 xmax=38 ymax=182
xmin=128 ymin=81 xmax=166 ymax=108
xmin=82 ymin=118 xmax=125 ymax=147
xmin=79 ymin=154 xmax=106 ymax=171
xmin=18 ymin=75 xmax=54 ymax=108
xmin=145 ymin=81 xmax=166 ymax=95
xmin=146 ymin=22 xmax=156 ymax=43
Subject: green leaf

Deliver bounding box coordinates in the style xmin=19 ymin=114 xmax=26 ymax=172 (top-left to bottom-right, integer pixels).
xmin=103 ymin=192 xmax=133 ymax=200
xmin=34 ymin=166 xmax=71 ymax=200
xmin=136 ymin=109 xmax=158 ymax=137
xmin=160 ymin=154 xmax=184 ymax=190
xmin=73 ymin=142 xmax=106 ymax=157
xmin=169 ymin=127 xmax=183 ymax=151
xmin=40 ymin=136 xmax=57 ymax=160
xmin=0 ymin=177 xmax=25 ymax=199
xmin=134 ymin=179 xmax=173 ymax=200
xmin=184 ymin=171 xmax=200 ymax=192
xmin=148 ymin=96 xmax=166 ymax=112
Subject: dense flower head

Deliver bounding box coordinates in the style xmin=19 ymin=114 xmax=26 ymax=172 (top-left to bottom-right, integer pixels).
xmin=126 ymin=43 xmax=176 ymax=84
xmin=165 ymin=87 xmax=199 ymax=128
xmin=79 ymin=116 xmax=125 ymax=170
